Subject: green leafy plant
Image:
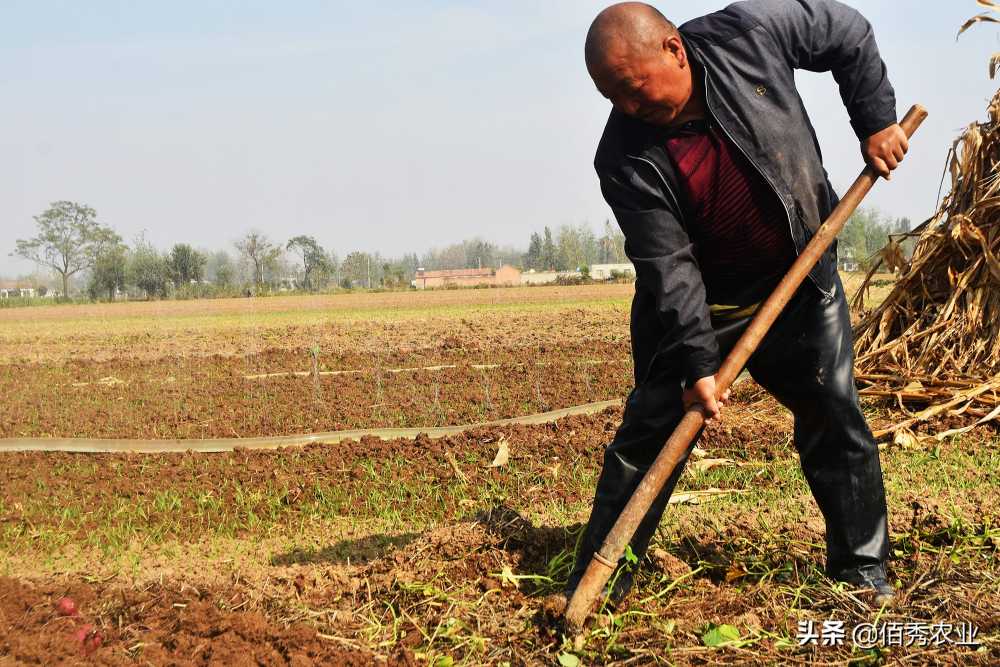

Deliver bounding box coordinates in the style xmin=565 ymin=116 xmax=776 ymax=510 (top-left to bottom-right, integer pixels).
xmin=701 ymin=623 xmax=741 ymax=648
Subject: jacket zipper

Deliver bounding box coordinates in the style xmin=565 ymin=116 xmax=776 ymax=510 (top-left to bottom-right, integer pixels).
xmin=626 ymin=155 xmax=683 ymax=217
xmin=695 ymin=54 xmax=828 ymax=295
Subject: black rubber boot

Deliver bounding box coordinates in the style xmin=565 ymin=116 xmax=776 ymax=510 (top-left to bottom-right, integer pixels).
xmin=833 ymin=563 xmax=895 ymax=607
xmin=748 ymin=277 xmax=890 ymax=579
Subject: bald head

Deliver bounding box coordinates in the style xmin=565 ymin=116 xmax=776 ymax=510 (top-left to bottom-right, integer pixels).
xmin=583 ymin=3 xmax=698 ymax=127
xmin=585 ymin=2 xmax=678 ymax=75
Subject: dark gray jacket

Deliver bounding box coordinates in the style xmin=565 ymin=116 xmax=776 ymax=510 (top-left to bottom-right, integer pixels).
xmin=595 ymin=0 xmax=896 ymax=386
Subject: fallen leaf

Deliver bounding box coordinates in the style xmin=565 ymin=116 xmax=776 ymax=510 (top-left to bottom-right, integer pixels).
xmin=489 ymin=438 xmax=509 ymax=467
xmin=702 ymin=623 xmax=741 ymax=647
xmin=893 ymin=429 xmax=920 ymax=449
xmin=499 ymin=566 xmax=520 ymax=589
xmin=688 ymin=458 xmax=734 ymax=473
xmin=669 ymin=488 xmax=744 ymax=505
xmin=557 ymin=653 xmax=581 ymax=667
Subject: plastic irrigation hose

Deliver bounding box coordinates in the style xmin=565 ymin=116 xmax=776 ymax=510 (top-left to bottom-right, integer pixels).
xmin=0 ymin=399 xmax=623 ymax=454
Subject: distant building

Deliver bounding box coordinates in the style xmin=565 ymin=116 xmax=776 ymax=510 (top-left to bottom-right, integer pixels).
xmin=520 ymin=270 xmax=581 ymax=285
xmin=589 ymin=262 xmax=635 ymax=281
xmin=413 ymin=265 xmax=522 ymax=289
xmin=837 ymin=246 xmax=859 ymax=272
xmin=0 ymin=282 xmax=36 ymax=299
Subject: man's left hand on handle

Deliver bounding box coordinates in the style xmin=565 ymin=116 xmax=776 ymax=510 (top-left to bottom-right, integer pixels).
xmin=682 ymin=375 xmax=730 ymax=425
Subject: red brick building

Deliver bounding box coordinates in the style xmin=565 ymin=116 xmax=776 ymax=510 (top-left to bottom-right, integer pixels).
xmin=413 ymin=266 xmax=522 ymax=289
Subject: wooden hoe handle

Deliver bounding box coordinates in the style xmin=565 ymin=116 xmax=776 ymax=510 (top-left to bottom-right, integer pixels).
xmin=564 ymin=104 xmax=929 ymax=629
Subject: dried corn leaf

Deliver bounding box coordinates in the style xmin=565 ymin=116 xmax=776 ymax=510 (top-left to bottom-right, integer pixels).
xmin=958 ymin=13 xmax=1000 ymax=39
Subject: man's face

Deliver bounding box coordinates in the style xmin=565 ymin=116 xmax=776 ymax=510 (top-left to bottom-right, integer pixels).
xmin=589 ymin=36 xmax=693 ymax=127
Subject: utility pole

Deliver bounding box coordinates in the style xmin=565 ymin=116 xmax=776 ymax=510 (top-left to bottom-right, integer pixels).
xmin=367 ymin=255 xmax=371 ymax=289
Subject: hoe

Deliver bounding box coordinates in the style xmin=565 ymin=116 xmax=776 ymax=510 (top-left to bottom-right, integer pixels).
xmin=565 ymin=104 xmax=928 ymax=629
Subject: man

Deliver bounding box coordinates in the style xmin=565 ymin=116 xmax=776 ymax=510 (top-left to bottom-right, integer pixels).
xmin=569 ymin=0 xmax=908 ymax=608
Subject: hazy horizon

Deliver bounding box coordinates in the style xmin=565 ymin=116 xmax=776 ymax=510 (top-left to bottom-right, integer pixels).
xmin=3 ymin=1 xmax=998 ymax=278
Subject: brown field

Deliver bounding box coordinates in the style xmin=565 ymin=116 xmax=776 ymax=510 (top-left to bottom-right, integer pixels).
xmin=1 ymin=280 xmax=997 ymax=665
xmin=1 ymin=285 xmax=635 ymax=439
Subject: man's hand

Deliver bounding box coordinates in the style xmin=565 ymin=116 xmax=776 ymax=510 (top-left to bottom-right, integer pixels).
xmin=682 ymin=375 xmax=730 ymax=424
xmin=862 ymin=123 xmax=908 ymax=180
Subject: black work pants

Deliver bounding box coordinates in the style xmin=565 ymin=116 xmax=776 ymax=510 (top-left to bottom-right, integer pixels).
xmin=566 ymin=275 xmax=889 ymax=595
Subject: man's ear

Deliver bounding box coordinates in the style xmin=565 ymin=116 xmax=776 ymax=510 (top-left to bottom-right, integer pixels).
xmin=663 ymin=34 xmax=686 ymax=67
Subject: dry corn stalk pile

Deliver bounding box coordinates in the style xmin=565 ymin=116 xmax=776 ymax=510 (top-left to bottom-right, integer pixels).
xmin=851 ymin=87 xmax=1000 ymax=442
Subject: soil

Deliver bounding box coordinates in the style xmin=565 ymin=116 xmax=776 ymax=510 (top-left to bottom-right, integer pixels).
xmin=0 ymin=285 xmax=635 ymax=364
xmin=0 ymin=390 xmax=805 ymax=546
xmin=0 ymin=576 xmax=386 ymax=665
xmin=1 ymin=398 xmax=996 ymax=664
xmin=1 ymin=286 xmax=637 ymax=439
xmin=0 ymin=346 xmax=633 ymax=439
xmin=3 ymin=492 xmax=996 ymax=665
xmin=3 ymin=282 xmax=997 ymax=665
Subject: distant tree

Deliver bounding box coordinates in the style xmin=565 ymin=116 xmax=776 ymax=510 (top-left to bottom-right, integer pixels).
xmin=341 ymin=251 xmax=372 ymax=287
xmin=377 ymin=262 xmax=399 ymax=288
xmin=580 ymin=224 xmax=599 ymax=266
xmin=841 ymin=208 xmax=889 ymax=268
xmin=424 ymin=242 xmax=466 ymax=270
xmin=398 ymin=252 xmax=420 ymax=282
xmin=863 ymin=213 xmax=889 ymax=258
xmin=206 ymin=250 xmax=236 ymax=288
xmin=542 ymin=227 xmax=558 ymax=270
xmin=598 ymin=220 xmax=627 ymax=263
xmin=321 ymin=251 xmax=340 ymax=288
xmin=166 ymin=244 xmax=207 ymax=288
xmin=87 ymin=243 xmax=128 ymax=301
xmin=270 ymin=252 xmax=295 ymax=290
xmin=380 ymin=262 xmax=392 ymax=287
xmin=497 ymin=245 xmax=525 ymax=269
xmin=555 ymin=223 xmax=598 ymax=271
xmin=465 ymin=238 xmax=497 ymax=269
xmin=286 ymin=236 xmax=328 ymax=290
xmin=555 ymin=225 xmax=579 ymax=271
xmin=127 ymin=238 xmax=169 ymax=299
xmin=525 ymin=232 xmax=543 ymax=270
xmin=891 ymin=216 xmax=916 ymax=259
xmin=234 ymin=231 xmax=281 ymax=290
xmin=419 ymin=239 xmax=522 ymax=272
xmin=13 ymin=201 xmax=121 ymax=298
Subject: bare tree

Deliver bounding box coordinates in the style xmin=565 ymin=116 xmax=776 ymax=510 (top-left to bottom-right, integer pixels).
xmin=234 ymin=231 xmax=281 ymax=291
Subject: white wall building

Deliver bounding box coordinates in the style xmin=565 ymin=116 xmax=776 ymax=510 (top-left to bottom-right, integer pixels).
xmin=0 ymin=282 xmax=36 ymax=298
xmin=589 ymin=263 xmax=635 ymax=281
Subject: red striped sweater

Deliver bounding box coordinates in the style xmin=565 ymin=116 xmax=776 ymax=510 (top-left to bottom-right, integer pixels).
xmin=665 ymin=120 xmax=795 ymax=306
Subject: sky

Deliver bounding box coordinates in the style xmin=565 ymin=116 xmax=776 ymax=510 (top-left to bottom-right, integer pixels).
xmin=2 ymin=0 xmax=998 ymax=278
